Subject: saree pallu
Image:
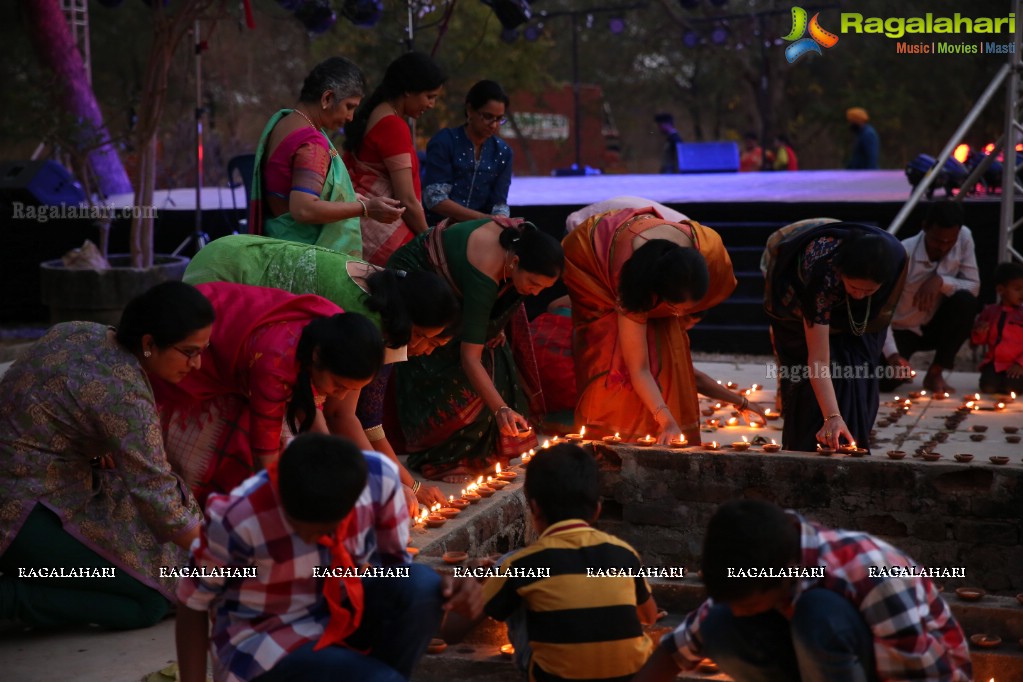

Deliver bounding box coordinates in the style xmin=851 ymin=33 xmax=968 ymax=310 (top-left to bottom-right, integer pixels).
xmin=763 ymin=221 xmax=908 ymax=452
xmin=562 ymin=208 xmax=736 ymax=444
xmin=390 ymin=229 xmax=541 ymax=478
xmin=250 ymin=109 xmax=362 ymax=257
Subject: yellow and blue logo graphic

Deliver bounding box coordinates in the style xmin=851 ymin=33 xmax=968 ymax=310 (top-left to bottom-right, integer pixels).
xmin=782 ymin=6 xmax=839 ymax=62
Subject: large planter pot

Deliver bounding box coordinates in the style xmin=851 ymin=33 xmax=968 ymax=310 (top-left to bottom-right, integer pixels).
xmin=39 ymin=254 xmax=190 ymax=325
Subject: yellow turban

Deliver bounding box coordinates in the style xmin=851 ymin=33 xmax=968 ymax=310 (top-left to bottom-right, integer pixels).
xmin=846 ymin=107 xmax=869 ymax=124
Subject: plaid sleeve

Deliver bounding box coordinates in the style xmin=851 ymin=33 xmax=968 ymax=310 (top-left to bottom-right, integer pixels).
xmin=176 ymin=493 xmax=255 ymax=611
xmin=860 ymin=578 xmax=953 ymax=681
xmin=667 ymin=599 xmax=715 ymax=671
xmin=350 ymin=452 xmax=409 ymax=566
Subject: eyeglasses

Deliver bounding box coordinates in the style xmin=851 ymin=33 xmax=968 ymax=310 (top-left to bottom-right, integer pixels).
xmin=474 ymin=111 xmax=507 ymax=126
xmin=173 ymin=343 xmax=210 ymax=360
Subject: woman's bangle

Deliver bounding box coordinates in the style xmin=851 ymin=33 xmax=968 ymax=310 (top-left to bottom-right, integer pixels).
xmin=653 ymin=404 xmax=670 ymax=420
xmin=824 ymin=413 xmax=842 ymax=422
xmin=364 ymin=424 xmax=385 ymax=441
xmin=495 ymin=405 xmax=511 ymax=417
xmin=737 ymin=396 xmax=749 ymax=411
xmin=411 ymin=480 xmax=421 ymax=495
xmin=357 ymin=198 xmax=368 ymax=218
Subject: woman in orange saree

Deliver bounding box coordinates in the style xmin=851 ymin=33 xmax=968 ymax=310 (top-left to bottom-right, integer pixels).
xmin=562 ymin=206 xmax=737 ymax=445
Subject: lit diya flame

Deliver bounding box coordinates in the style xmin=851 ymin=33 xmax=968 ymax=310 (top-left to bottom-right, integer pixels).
xmin=996 ymin=402 xmax=1006 ymax=410
xmin=580 ymin=425 xmax=586 ymax=438
xmin=974 ymin=393 xmax=981 ymax=401
xmin=1012 ymin=391 xmax=1017 ymax=400
xmin=542 ymin=439 xmax=551 ymax=449
xmin=714 ymin=402 xmax=722 ymax=409
xmin=910 ymin=370 xmax=917 ymax=377
xmin=449 ymin=495 xmax=455 ymax=503
xmin=742 ymin=436 xmax=749 ymax=443
xmin=943 ymin=392 xmax=950 ymax=398
xmin=965 ymin=401 xmax=974 ymax=408
xmin=920 ymin=390 xmax=927 ymax=396
xmin=771 ymin=438 xmax=777 ymax=445
xmin=765 ymin=408 xmax=772 ymax=415
xmin=751 ymin=383 xmax=759 ymax=391
xmin=495 ymin=463 xmax=501 ymax=475
xmin=893 ymin=396 xmax=900 ymax=402
xmin=727 ymin=417 xmax=738 ymax=426
xmin=708 ymin=441 xmax=719 ymax=449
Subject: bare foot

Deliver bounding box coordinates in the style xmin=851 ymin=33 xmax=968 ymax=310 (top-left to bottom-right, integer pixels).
xmin=923 ymin=370 xmax=954 ymax=394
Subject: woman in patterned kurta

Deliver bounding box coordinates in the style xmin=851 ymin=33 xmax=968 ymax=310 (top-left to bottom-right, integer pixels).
xmin=152 ymin=282 xmax=385 ymax=506
xmin=0 ymin=282 xmax=213 ymax=629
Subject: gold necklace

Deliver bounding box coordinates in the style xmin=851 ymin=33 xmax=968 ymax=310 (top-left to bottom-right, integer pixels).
xmin=846 ymin=295 xmax=872 ymax=336
xmin=293 ymin=108 xmax=319 ymax=130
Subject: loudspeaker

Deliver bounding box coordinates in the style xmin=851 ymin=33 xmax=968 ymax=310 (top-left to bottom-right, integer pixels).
xmin=677 ymin=142 xmax=741 ymax=174
xmin=0 ymin=160 xmax=86 ymax=207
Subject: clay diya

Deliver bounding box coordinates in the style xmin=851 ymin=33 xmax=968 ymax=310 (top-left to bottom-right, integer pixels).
xmin=427 ymin=638 xmax=448 ymax=654
xmin=449 ymin=498 xmax=470 ymax=510
xmin=476 ymin=486 xmax=495 ymax=498
xmin=886 ymin=450 xmax=906 ymax=460
xmin=731 ymin=437 xmax=751 ymax=451
xmin=564 ymin=426 xmax=586 ymax=442
xmin=816 ymin=445 xmax=836 ymax=456
xmin=990 ymin=456 xmax=1010 ymax=465
xmin=971 ymin=425 xmax=988 ymax=433
xmin=763 ymin=408 xmax=780 ymax=421
xmin=953 ymin=453 xmax=974 ymax=463
xmin=463 ymin=492 xmax=481 ymax=504
xmin=425 ymin=514 xmax=447 ymax=528
xmin=701 ymin=408 xmax=715 ymax=416
xmin=956 ymin=587 xmax=986 ymax=601
xmin=438 ymin=507 xmax=462 ymax=519
xmin=637 ymin=434 xmax=656 ymax=447
xmin=602 ymin=433 xmax=623 ymax=444
xmin=762 ymin=440 xmax=781 ymax=453
xmin=1007 ymin=435 xmax=1022 ymax=444
xmin=1004 ymin=426 xmax=1020 ymax=434
xmin=706 ymin=441 xmax=721 ymax=451
xmin=969 ymin=634 xmax=1001 ymax=649
xmin=500 ymin=643 xmax=515 ymax=659
xmin=697 ymin=659 xmax=720 ymax=674
xmin=969 ymin=434 xmax=986 ymax=442
xmin=921 ymin=452 xmax=942 ymax=462
xmin=488 ymin=478 xmax=509 ymax=490
xmin=442 ymin=550 xmax=468 ymax=565
xmin=669 ymin=437 xmax=689 ymax=448
xmin=848 ymin=448 xmax=869 ymax=457
xmin=934 ymin=432 xmax=949 ymax=442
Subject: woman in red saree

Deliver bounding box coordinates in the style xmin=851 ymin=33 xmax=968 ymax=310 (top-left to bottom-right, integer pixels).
xmin=342 ymin=51 xmax=446 ymax=265
xmin=562 ymin=206 xmax=738 ymax=445
xmin=153 ymin=282 xmax=384 ymax=505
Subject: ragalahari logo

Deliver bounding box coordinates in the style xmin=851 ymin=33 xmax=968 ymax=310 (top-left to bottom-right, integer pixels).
xmin=782 ymin=7 xmax=839 ymax=62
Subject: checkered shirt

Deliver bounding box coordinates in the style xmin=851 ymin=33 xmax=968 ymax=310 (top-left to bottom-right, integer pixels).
xmin=667 ymin=513 xmax=972 ymax=681
xmin=176 ymin=451 xmax=409 ymax=682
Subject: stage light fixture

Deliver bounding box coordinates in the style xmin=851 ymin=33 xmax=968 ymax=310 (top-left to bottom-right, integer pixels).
xmin=340 ymin=0 xmax=383 ymax=27
xmin=953 ymin=143 xmax=970 ymax=164
xmin=609 ymin=17 xmax=625 ymax=34
xmin=711 ymin=24 xmax=728 ymax=44
xmin=482 ymin=0 xmax=532 ymax=31
xmin=683 ymin=30 xmax=701 ymax=47
xmin=294 ymin=0 xmax=337 ymax=34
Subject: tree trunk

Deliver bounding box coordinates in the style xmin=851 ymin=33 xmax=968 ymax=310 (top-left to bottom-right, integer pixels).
xmin=21 ymin=0 xmax=132 ymax=198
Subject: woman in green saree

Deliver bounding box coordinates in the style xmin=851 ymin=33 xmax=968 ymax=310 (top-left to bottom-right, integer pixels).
xmin=184 ymin=234 xmax=459 ymax=510
xmin=389 ymin=220 xmax=563 ymax=482
xmin=250 ymin=56 xmax=404 ymax=255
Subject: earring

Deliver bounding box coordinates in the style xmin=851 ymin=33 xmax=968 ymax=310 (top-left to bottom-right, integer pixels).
xmin=144 ymin=350 xmax=152 ymax=358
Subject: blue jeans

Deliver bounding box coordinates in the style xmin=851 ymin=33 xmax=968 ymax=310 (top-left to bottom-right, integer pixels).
xmin=701 ymin=589 xmax=879 ymax=682
xmin=253 ymin=564 xmax=442 ymax=682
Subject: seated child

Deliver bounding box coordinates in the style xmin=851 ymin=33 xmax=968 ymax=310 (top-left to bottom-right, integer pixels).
xmin=175 ymin=433 xmax=479 ymax=682
xmin=632 ymin=500 xmax=971 ymax=682
xmin=971 ymin=261 xmax=1023 ymax=394
xmin=480 ymin=443 xmax=658 ymax=682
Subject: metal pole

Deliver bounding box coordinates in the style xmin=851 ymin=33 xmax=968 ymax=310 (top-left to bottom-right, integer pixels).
xmin=888 ymin=64 xmax=1010 ymax=235
xmin=998 ymin=0 xmax=1023 ymax=262
xmin=194 ymin=19 xmax=204 ymax=247
xmin=571 ymin=13 xmax=582 ymax=168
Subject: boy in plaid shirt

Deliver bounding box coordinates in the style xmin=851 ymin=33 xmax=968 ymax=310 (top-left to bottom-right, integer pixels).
xmin=175 ymin=433 xmax=481 ymax=682
xmin=634 ymin=500 xmax=971 ymax=682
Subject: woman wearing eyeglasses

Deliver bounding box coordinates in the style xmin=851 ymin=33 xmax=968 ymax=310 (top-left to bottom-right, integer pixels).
xmin=423 ymin=80 xmax=514 ymax=226
xmin=0 ymin=282 xmax=212 ymax=629
xmin=343 ymin=51 xmax=447 ymax=266
xmin=152 ymin=282 xmax=384 ymax=506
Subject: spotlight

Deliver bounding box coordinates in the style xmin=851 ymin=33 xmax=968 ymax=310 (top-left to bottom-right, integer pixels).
xmin=609 ymin=17 xmax=625 ymax=34
xmin=482 ymin=0 xmax=532 ymax=30
xmin=711 ymin=24 xmax=729 ymax=44
xmin=683 ymin=30 xmax=701 ymax=47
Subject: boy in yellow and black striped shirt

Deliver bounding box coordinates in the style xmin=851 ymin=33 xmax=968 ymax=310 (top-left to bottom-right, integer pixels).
xmin=481 ymin=443 xmax=658 ymax=682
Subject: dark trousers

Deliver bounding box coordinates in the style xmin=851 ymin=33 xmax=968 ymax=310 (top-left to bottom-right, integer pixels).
xmin=879 ymin=290 xmax=979 ymax=391
xmin=979 ymin=362 xmax=1023 ymax=394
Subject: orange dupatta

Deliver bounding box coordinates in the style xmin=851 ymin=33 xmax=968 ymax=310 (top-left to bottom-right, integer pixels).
xmin=562 ymin=207 xmax=736 ymax=444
